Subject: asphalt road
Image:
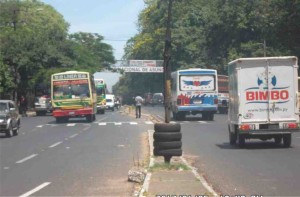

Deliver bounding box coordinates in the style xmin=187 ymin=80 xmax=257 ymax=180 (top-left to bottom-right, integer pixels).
xmin=144 ymin=105 xmax=300 ymax=196
xmin=0 ymin=108 xmax=152 ymax=196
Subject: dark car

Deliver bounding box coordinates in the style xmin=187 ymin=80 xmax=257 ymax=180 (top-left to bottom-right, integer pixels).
xmin=218 ymin=95 xmax=229 ymax=114
xmin=0 ymin=100 xmax=21 ymax=137
xmin=152 ymin=93 xmax=164 ymax=106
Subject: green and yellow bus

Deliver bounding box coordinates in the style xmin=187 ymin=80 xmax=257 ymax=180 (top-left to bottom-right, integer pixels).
xmin=95 ymin=78 xmax=106 ymax=114
xmin=51 ymin=71 xmax=97 ymax=123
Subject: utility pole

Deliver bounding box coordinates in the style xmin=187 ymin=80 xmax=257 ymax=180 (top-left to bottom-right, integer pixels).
xmin=163 ymin=0 xmax=173 ymax=123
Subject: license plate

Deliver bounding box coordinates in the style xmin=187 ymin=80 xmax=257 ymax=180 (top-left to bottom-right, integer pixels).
xmin=69 ymin=112 xmax=75 ymax=115
xmin=193 ymin=100 xmax=202 ymax=104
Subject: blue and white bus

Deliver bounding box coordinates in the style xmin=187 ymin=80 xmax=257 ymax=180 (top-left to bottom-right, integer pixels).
xmin=171 ymin=68 xmax=218 ymax=120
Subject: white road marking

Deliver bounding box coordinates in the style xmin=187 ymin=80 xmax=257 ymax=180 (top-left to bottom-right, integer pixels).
xmin=16 ymin=154 xmax=38 ymax=164
xmin=95 ymin=117 xmax=108 ymax=123
xmin=69 ymin=134 xmax=78 ymax=138
xmin=98 ymin=123 xmax=107 ymax=126
xmin=115 ymin=122 xmax=122 ymax=126
xmin=19 ymin=182 xmax=51 ymax=197
xmin=198 ymin=121 xmax=207 ymax=124
xmin=36 ymin=125 xmax=43 ymax=128
xmin=130 ymin=122 xmax=138 ymax=125
xmin=66 ymin=147 xmax=70 ymax=149
xmin=67 ymin=123 xmax=76 ymax=127
xmin=145 ymin=121 xmax=154 ymax=125
xmin=49 ymin=141 xmax=62 ymax=148
xmin=3 ymin=167 xmax=10 ymax=170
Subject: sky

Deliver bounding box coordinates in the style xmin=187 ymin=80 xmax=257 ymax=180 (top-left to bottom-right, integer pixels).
xmin=41 ymin=0 xmax=145 ymax=92
xmin=41 ymin=0 xmax=145 ymax=60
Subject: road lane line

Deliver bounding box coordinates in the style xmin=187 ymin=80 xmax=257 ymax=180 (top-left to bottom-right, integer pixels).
xmin=115 ymin=122 xmax=122 ymax=125
xmin=95 ymin=117 xmax=108 ymax=123
xmin=98 ymin=123 xmax=107 ymax=126
xmin=67 ymin=123 xmax=76 ymax=127
xmin=69 ymin=134 xmax=79 ymax=138
xmin=145 ymin=121 xmax=153 ymax=125
xmin=198 ymin=121 xmax=207 ymax=124
xmin=19 ymin=182 xmax=51 ymax=197
xmin=36 ymin=125 xmax=43 ymax=128
xmin=130 ymin=122 xmax=138 ymax=125
xmin=49 ymin=141 xmax=62 ymax=148
xmin=16 ymin=154 xmax=38 ymax=164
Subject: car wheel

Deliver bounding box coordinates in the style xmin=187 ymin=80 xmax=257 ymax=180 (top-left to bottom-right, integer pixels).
xmin=13 ymin=122 xmax=20 ymax=136
xmin=6 ymin=124 xmax=13 ymax=138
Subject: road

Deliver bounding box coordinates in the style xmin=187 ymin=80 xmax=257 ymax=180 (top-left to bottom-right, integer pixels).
xmin=144 ymin=105 xmax=300 ymax=196
xmin=0 ymin=109 xmax=152 ymax=196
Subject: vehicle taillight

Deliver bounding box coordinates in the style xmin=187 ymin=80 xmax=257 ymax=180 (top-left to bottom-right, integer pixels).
xmin=240 ymin=124 xmax=254 ymax=130
xmin=288 ymin=123 xmax=298 ymax=129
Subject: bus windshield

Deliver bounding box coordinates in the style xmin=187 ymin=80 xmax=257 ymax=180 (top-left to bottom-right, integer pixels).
xmin=180 ymin=75 xmax=215 ymax=91
xmin=53 ymin=80 xmax=90 ymax=99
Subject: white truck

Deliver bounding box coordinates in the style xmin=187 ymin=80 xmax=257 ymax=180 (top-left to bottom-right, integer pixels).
xmin=228 ymin=56 xmax=299 ymax=147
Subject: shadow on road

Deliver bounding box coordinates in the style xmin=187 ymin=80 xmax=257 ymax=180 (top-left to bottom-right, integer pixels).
xmin=216 ymin=141 xmax=292 ymax=150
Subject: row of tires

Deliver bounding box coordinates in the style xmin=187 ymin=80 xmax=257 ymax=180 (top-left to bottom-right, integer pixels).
xmin=153 ymin=123 xmax=182 ymax=157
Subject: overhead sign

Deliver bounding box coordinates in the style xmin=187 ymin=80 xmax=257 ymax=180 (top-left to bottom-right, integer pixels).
xmin=129 ymin=60 xmax=163 ymax=67
xmin=119 ymin=67 xmax=163 ymax=73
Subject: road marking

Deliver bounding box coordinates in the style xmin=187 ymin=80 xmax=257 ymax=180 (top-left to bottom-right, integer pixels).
xmin=36 ymin=125 xmax=43 ymax=128
xmin=145 ymin=121 xmax=154 ymax=125
xmin=49 ymin=141 xmax=62 ymax=148
xmin=67 ymin=123 xmax=76 ymax=127
xmin=130 ymin=122 xmax=138 ymax=125
xmin=95 ymin=117 xmax=108 ymax=123
xmin=115 ymin=122 xmax=122 ymax=125
xmin=198 ymin=121 xmax=207 ymax=124
xmin=19 ymin=182 xmax=51 ymax=197
xmin=83 ymin=127 xmax=90 ymax=131
xmin=3 ymin=167 xmax=10 ymax=170
xmin=69 ymin=134 xmax=78 ymax=138
xmin=98 ymin=123 xmax=107 ymax=126
xmin=16 ymin=154 xmax=38 ymax=164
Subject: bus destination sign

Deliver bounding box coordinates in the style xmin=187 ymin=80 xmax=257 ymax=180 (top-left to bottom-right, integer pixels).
xmin=53 ymin=73 xmax=88 ymax=80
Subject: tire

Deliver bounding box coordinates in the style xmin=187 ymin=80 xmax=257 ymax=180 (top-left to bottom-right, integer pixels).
xmin=238 ymin=134 xmax=245 ymax=147
xmin=13 ymin=121 xmax=20 ymax=136
xmin=6 ymin=124 xmax=13 ymax=138
xmin=154 ymin=123 xmax=181 ymax=133
xmin=154 ymin=148 xmax=182 ymax=156
xmin=209 ymin=112 xmax=214 ymax=121
xmin=86 ymin=115 xmax=93 ymax=122
xmin=274 ymin=136 xmax=282 ymax=145
xmin=283 ymin=134 xmax=291 ymax=147
xmin=153 ymin=141 xmax=182 ymax=149
xmin=153 ymin=132 xmax=182 ymax=142
xmin=229 ymin=131 xmax=237 ymax=145
xmin=202 ymin=112 xmax=208 ymax=120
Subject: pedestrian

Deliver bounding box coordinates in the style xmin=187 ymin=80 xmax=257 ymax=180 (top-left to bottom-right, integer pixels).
xmin=135 ymin=95 xmax=143 ymax=118
xmin=19 ymin=95 xmax=27 ymax=117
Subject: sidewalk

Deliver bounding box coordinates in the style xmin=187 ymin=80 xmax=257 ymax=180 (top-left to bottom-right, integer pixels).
xmin=123 ymin=106 xmax=218 ymax=197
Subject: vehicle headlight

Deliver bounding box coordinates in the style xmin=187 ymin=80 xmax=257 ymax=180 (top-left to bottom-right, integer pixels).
xmin=0 ymin=117 xmax=7 ymax=124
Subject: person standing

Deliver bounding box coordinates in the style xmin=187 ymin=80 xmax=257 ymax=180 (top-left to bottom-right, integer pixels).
xmin=19 ymin=95 xmax=27 ymax=117
xmin=135 ymin=95 xmax=143 ymax=118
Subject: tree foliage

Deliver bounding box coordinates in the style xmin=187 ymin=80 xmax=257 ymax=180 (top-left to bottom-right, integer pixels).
xmin=114 ymin=0 xmax=300 ymax=99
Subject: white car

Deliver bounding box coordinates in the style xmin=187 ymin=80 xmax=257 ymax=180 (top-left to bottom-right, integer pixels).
xmin=105 ymin=94 xmax=115 ymax=111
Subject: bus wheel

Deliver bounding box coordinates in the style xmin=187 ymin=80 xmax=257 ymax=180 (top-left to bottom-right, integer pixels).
xmin=86 ymin=115 xmax=93 ymax=122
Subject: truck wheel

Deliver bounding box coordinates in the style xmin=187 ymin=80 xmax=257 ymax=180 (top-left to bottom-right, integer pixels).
xmin=86 ymin=115 xmax=93 ymax=122
xmin=154 ymin=123 xmax=181 ymax=133
xmin=209 ymin=112 xmax=214 ymax=121
xmin=202 ymin=112 xmax=208 ymax=120
xmin=229 ymin=131 xmax=237 ymax=145
xmin=274 ymin=136 xmax=282 ymax=145
xmin=238 ymin=134 xmax=245 ymax=147
xmin=283 ymin=134 xmax=291 ymax=147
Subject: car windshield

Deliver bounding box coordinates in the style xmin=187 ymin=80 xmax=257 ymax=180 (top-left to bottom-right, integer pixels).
xmin=106 ymin=99 xmax=112 ymax=102
xmin=0 ymin=103 xmax=8 ymax=112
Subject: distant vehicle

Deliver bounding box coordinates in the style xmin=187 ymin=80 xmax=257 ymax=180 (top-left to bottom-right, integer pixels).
xmin=228 ymin=56 xmax=300 ymax=147
xmin=151 ymin=93 xmax=164 ymax=106
xmin=105 ymin=94 xmax=115 ymax=111
xmin=34 ymin=95 xmax=52 ymax=116
xmin=51 ymin=71 xmax=97 ymax=123
xmin=0 ymin=100 xmax=20 ymax=137
xmin=171 ymin=68 xmax=218 ymax=120
xmin=94 ymin=78 xmax=106 ymax=114
xmin=143 ymin=93 xmax=153 ymax=105
xmin=217 ymin=75 xmax=229 ymax=114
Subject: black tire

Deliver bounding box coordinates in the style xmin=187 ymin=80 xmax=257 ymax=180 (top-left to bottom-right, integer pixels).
xmin=229 ymin=131 xmax=237 ymax=145
xmin=209 ymin=112 xmax=214 ymax=121
xmin=274 ymin=136 xmax=282 ymax=145
xmin=153 ymin=141 xmax=182 ymax=149
xmin=238 ymin=134 xmax=245 ymax=147
xmin=283 ymin=134 xmax=291 ymax=147
xmin=202 ymin=112 xmax=208 ymax=120
xmin=13 ymin=121 xmax=20 ymax=136
xmin=154 ymin=148 xmax=182 ymax=156
xmin=153 ymin=132 xmax=182 ymax=142
xmin=6 ymin=124 xmax=13 ymax=138
xmin=154 ymin=123 xmax=181 ymax=133
xmin=55 ymin=117 xmax=61 ymax=123
xmin=86 ymin=115 xmax=93 ymax=122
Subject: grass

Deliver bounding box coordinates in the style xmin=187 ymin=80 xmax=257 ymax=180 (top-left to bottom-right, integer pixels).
xmin=149 ymin=162 xmax=190 ymax=172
